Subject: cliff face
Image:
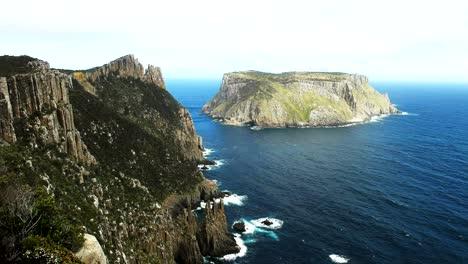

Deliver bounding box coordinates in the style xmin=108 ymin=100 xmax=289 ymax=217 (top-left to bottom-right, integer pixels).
xmin=79 ymin=55 xmax=166 ymax=90
xmin=203 ymin=71 xmax=399 ymax=127
xmin=0 ymin=58 xmax=95 ymax=165
xmin=72 ymin=55 xmax=202 ymax=162
xmin=0 ymin=55 xmax=237 ymax=264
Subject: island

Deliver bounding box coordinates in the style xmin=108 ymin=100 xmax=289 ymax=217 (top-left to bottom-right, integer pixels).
xmin=203 ymin=71 xmax=399 ymax=128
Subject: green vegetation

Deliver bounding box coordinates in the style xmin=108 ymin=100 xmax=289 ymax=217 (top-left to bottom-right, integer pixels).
xmin=0 ymin=145 xmax=84 ymax=263
xmin=0 ymin=56 xmax=38 ymax=77
xmin=230 ymin=71 xmax=350 ymax=83
xmin=70 ymin=76 xmax=203 ymax=201
xmin=205 ymin=71 xmax=396 ymax=127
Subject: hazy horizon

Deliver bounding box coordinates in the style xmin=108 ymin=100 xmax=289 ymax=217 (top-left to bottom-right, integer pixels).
xmin=2 ymin=0 xmax=467 ymax=83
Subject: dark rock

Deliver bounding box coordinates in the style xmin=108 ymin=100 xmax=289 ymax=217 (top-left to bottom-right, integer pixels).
xmin=222 ymin=191 xmax=232 ymax=197
xmin=261 ymin=219 xmax=273 ymax=226
xmin=197 ymin=199 xmax=239 ymax=257
xmin=232 ymin=222 xmax=246 ymax=232
xmin=199 ymin=159 xmax=215 ymax=165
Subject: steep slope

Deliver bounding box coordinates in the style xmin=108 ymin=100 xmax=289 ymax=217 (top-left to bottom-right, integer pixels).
xmin=0 ymin=55 xmax=238 ymax=263
xmin=203 ymin=71 xmax=399 ymax=127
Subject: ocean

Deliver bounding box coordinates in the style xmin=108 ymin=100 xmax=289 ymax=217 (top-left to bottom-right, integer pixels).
xmin=167 ymin=80 xmax=468 ymax=264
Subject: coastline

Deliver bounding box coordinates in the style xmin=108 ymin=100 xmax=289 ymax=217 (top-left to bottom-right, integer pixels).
xmin=203 ymin=111 xmax=406 ymax=130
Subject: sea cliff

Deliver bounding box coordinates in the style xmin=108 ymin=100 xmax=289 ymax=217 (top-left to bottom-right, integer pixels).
xmin=203 ymin=71 xmax=399 ymax=128
xmin=0 ymin=55 xmax=239 ymax=263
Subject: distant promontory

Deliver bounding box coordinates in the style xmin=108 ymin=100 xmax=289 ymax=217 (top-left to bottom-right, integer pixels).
xmin=203 ymin=71 xmax=399 ymax=128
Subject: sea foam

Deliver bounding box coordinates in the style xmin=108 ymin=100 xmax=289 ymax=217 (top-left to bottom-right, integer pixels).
xmin=203 ymin=148 xmax=214 ymax=157
xmin=215 ymin=193 xmax=247 ymax=206
xmin=222 ymin=234 xmax=247 ymax=261
xmin=329 ymin=254 xmax=349 ymax=263
xmin=198 ymin=192 xmax=247 ymax=210
xmin=234 ymin=218 xmax=282 ymax=241
xmin=197 ymin=159 xmax=225 ymax=171
xmin=251 ymin=217 xmax=284 ymax=229
xmin=369 ymin=114 xmax=390 ymax=123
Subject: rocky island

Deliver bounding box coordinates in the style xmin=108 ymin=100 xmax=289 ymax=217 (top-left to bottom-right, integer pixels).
xmin=0 ymin=55 xmax=238 ymax=263
xmin=203 ymin=71 xmax=399 ymax=128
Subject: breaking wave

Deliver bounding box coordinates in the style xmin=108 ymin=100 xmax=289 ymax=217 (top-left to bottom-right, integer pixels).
xmin=250 ymin=217 xmax=284 ymax=229
xmin=197 ymin=159 xmax=224 ymax=171
xmin=329 ymin=254 xmax=349 ymax=263
xmin=221 ymin=234 xmax=247 ymax=261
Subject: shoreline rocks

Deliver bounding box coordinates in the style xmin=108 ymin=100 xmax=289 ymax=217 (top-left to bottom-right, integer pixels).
xmin=232 ymin=222 xmax=246 ymax=233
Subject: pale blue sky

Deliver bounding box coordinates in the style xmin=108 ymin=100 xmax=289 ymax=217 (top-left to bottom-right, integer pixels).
xmin=1 ymin=0 xmax=467 ymax=82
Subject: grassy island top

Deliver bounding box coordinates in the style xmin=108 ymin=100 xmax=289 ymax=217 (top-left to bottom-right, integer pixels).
xmin=226 ymin=71 xmax=359 ymax=83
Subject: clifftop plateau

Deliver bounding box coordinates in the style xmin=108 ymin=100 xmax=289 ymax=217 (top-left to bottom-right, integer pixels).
xmin=203 ymin=71 xmax=399 ymax=128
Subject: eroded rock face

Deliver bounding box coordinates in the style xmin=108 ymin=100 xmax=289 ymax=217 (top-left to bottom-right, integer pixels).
xmin=72 ymin=55 xmax=203 ymax=162
xmin=0 ymin=60 xmax=95 ymax=165
xmin=197 ymin=199 xmax=239 ymax=257
xmin=75 ymin=234 xmax=108 ymax=264
xmin=0 ymin=55 xmax=235 ymax=264
xmin=78 ymin=55 xmax=166 ymax=89
xmin=203 ymin=71 xmax=399 ymax=127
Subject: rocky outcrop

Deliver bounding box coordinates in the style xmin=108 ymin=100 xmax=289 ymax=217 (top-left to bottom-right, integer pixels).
xmin=72 ymin=55 xmax=202 ymax=162
xmin=203 ymin=71 xmax=399 ymax=127
xmin=0 ymin=55 xmax=235 ymax=264
xmin=232 ymin=222 xmax=246 ymax=233
xmin=0 ymin=59 xmax=95 ymax=165
xmin=197 ymin=199 xmax=239 ymax=257
xmin=76 ymin=55 xmax=166 ymax=90
xmin=75 ymin=234 xmax=108 ymax=264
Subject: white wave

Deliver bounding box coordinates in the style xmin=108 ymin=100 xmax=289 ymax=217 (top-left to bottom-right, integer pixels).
xmin=253 ymin=227 xmax=279 ymax=241
xmin=244 ymin=238 xmax=257 ymax=244
xmin=234 ymin=219 xmax=256 ymax=234
xmin=203 ymin=148 xmax=214 ymax=157
xmin=200 ymin=201 xmax=207 ymax=209
xmin=197 ymin=159 xmax=225 ymax=171
xmin=215 ymin=193 xmax=247 ymax=206
xmin=251 ymin=217 xmax=284 ymax=229
xmin=329 ymin=254 xmax=349 ymax=263
xmin=369 ymin=114 xmax=390 ymax=123
xmin=400 ymin=111 xmax=418 ymax=116
xmin=250 ymin=126 xmax=262 ymax=130
xmin=232 ymin=219 xmax=281 ymax=241
xmin=222 ymin=234 xmax=247 ymax=261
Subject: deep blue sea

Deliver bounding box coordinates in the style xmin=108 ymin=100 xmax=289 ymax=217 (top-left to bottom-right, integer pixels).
xmin=167 ymin=80 xmax=468 ymax=264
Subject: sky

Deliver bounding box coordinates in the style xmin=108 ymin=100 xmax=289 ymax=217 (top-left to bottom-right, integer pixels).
xmin=1 ymin=0 xmax=467 ymax=82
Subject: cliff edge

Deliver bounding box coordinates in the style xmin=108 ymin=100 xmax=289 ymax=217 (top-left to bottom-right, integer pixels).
xmin=0 ymin=55 xmax=238 ymax=264
xmin=203 ymin=71 xmax=399 ymax=128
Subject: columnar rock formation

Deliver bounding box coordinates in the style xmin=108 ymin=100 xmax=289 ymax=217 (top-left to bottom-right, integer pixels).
xmin=203 ymin=71 xmax=399 ymax=127
xmin=0 ymin=55 xmax=237 ymax=263
xmin=77 ymin=55 xmax=166 ymax=90
xmin=198 ymin=198 xmax=238 ymax=257
xmin=0 ymin=59 xmax=95 ymax=165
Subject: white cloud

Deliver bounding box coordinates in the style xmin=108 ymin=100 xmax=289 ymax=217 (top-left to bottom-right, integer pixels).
xmin=1 ymin=0 xmax=467 ymax=82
